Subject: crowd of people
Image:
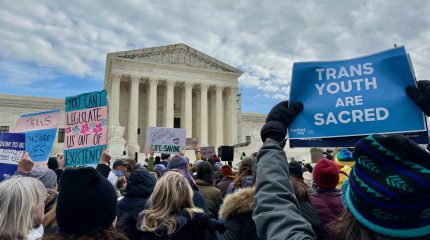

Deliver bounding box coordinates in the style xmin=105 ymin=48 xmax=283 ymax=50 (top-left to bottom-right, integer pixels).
xmin=0 ymin=80 xmax=429 ymax=239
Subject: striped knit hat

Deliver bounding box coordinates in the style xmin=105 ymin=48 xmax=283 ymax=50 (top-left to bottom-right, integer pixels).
xmin=342 ymin=134 xmax=430 ymax=238
xmin=335 ymin=148 xmax=355 ymax=167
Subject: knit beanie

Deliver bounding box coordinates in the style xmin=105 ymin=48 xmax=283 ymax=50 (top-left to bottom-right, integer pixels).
xmin=154 ymin=164 xmax=166 ymax=176
xmin=124 ymin=168 xmax=156 ymax=198
xmin=288 ymin=161 xmax=304 ymax=179
xmin=167 ymin=155 xmax=199 ymax=191
xmin=335 ymin=148 xmax=355 ymax=168
xmin=342 ymin=134 xmax=430 ymax=238
xmin=56 ymin=167 xmax=117 ymax=236
xmin=313 ymin=158 xmax=339 ymax=189
xmin=29 ymin=166 xmax=57 ymax=189
xmin=221 ymin=165 xmax=234 ymax=177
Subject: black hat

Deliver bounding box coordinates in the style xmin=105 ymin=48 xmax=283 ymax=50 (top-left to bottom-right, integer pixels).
xmin=288 ymin=161 xmax=303 ymax=179
xmin=124 ymin=168 xmax=156 ymax=198
xmin=113 ymin=159 xmax=128 ymax=168
xmin=56 ymin=167 xmax=117 ymax=236
xmin=161 ymin=153 xmax=170 ymax=160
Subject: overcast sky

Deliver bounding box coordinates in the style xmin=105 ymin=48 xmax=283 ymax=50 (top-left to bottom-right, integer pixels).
xmin=1 ymin=0 xmax=430 ymax=113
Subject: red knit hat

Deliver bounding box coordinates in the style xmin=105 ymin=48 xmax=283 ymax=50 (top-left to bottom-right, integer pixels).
xmin=221 ymin=165 xmax=234 ymax=177
xmin=313 ymin=158 xmax=339 ymax=189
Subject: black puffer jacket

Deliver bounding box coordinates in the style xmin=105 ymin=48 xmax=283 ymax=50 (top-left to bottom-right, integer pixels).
xmin=117 ymin=168 xmax=156 ymax=239
xmin=139 ymin=210 xmax=224 ymax=240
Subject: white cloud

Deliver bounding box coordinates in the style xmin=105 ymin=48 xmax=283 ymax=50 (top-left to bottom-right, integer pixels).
xmin=1 ymin=0 xmax=430 ymax=102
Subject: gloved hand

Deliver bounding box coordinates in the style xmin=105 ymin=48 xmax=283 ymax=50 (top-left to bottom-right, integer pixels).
xmin=406 ymin=80 xmax=430 ymax=116
xmin=260 ymin=101 xmax=303 ymax=142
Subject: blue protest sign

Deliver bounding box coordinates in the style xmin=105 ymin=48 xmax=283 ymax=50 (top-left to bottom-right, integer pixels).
xmin=288 ymin=47 xmax=427 ymax=144
xmin=15 ymin=110 xmax=60 ymax=163
xmin=0 ymin=133 xmax=25 ymax=181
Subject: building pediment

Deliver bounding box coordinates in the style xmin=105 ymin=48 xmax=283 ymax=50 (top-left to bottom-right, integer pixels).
xmin=107 ymin=43 xmax=241 ymax=74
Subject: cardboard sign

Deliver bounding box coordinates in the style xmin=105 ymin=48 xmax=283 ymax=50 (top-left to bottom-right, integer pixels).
xmin=288 ymin=47 xmax=427 ymax=144
xmin=0 ymin=133 xmax=25 ymax=180
xmin=186 ymin=138 xmax=199 ymax=150
xmin=147 ymin=127 xmax=186 ymax=154
xmin=200 ymin=146 xmax=215 ymax=160
xmin=64 ymin=90 xmax=108 ymax=166
xmin=15 ymin=110 xmax=60 ymax=162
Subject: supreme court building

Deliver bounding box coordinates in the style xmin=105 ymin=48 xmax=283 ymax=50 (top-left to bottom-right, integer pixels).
xmin=104 ymin=44 xmax=243 ymax=154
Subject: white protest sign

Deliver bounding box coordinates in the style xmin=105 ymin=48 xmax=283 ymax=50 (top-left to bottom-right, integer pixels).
xmin=146 ymin=127 xmax=186 ymax=154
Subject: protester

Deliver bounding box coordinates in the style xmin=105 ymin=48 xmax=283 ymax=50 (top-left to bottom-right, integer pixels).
xmin=217 ymin=165 xmax=235 ymax=197
xmin=116 ymin=175 xmax=127 ymax=198
xmin=44 ymin=167 xmax=127 ymax=239
xmin=226 ymin=156 xmax=255 ymax=195
xmin=167 ymin=155 xmax=208 ymax=212
xmin=289 ymin=161 xmax=325 ymax=239
xmin=330 ymin=134 xmax=430 ymax=239
xmin=154 ymin=156 xmax=161 ymax=165
xmin=124 ymin=158 xmax=136 ymax=178
xmin=29 ymin=166 xmax=58 ymax=213
xmin=0 ymin=175 xmax=46 ymax=240
xmin=138 ymin=171 xmax=224 ymax=239
xmin=145 ymin=151 xmax=155 ymax=171
xmin=117 ymin=168 xmax=156 ymax=239
xmin=108 ymin=159 xmax=128 ymax=186
xmin=253 ymin=100 xmax=317 ymax=239
xmin=154 ymin=163 xmax=167 ymax=178
xmin=309 ymin=158 xmax=343 ymax=239
xmin=213 ymin=161 xmax=224 ymax=184
xmin=161 ymin=153 xmax=170 ymax=166
xmin=195 ymin=161 xmax=223 ymax=217
xmin=334 ymin=148 xmax=355 ymax=189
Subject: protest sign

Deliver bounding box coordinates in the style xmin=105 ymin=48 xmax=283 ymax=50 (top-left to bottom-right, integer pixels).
xmin=200 ymin=146 xmax=215 ymax=160
xmin=288 ymin=47 xmax=427 ymax=146
xmin=0 ymin=133 xmax=25 ymax=180
xmin=64 ymin=90 xmax=108 ymax=166
xmin=15 ymin=110 xmax=60 ymax=162
xmin=186 ymin=138 xmax=199 ymax=150
xmin=147 ymin=127 xmax=186 ymax=154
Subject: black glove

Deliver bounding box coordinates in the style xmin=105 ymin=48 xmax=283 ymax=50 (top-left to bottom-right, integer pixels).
xmin=260 ymin=101 xmax=303 ymax=142
xmin=406 ymin=80 xmax=430 ymax=116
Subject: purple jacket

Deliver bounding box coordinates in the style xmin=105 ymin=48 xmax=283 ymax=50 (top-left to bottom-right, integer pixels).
xmin=309 ymin=188 xmax=344 ymax=240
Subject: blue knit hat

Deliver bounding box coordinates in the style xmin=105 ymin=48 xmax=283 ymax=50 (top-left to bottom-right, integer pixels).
xmin=342 ymin=134 xmax=430 ymax=238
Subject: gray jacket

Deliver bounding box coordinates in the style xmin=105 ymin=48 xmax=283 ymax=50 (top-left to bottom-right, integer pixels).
xmin=252 ymin=138 xmax=316 ymax=240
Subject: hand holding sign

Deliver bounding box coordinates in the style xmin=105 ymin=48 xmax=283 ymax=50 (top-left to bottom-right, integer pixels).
xmin=17 ymin=152 xmax=34 ymax=174
xmin=261 ymin=101 xmax=303 ymax=142
xmin=406 ymin=80 xmax=430 ymax=116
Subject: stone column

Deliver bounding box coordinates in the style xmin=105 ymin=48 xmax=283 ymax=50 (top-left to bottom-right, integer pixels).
xmin=200 ymin=83 xmax=209 ymax=146
xmin=230 ymin=87 xmax=238 ymax=145
xmin=148 ymin=78 xmax=158 ymax=127
xmin=184 ymin=82 xmax=193 ymax=137
xmin=215 ymin=86 xmax=224 ymax=146
xmin=109 ymin=74 xmax=121 ymax=125
xmin=224 ymin=89 xmax=232 ymax=145
xmin=128 ymin=76 xmax=141 ymax=154
xmin=165 ymin=80 xmax=175 ymax=128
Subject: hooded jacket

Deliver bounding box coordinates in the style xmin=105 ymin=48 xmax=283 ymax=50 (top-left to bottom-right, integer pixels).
xmin=117 ymin=168 xmax=156 ymax=239
xmin=139 ymin=210 xmax=224 ymax=240
xmin=219 ymin=187 xmax=259 ymax=240
xmin=225 ymin=175 xmax=253 ymax=195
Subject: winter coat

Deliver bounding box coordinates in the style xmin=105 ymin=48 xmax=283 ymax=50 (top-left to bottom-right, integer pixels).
xmin=225 ymin=175 xmax=253 ymax=195
xmin=193 ymin=190 xmax=209 ymax=213
xmin=96 ymin=163 xmax=111 ymax=178
xmin=219 ymin=187 xmax=259 ymax=240
xmin=139 ymin=210 xmax=225 ymax=240
xmin=252 ymin=138 xmax=316 ymax=240
xmin=216 ymin=177 xmax=234 ymax=197
xmin=195 ymin=179 xmax=223 ymax=217
xmin=117 ymin=168 xmax=156 ymax=239
xmin=297 ymin=200 xmax=326 ymax=240
xmin=309 ymin=188 xmax=343 ymax=240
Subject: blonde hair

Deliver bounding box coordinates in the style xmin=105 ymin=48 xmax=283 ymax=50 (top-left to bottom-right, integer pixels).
xmin=139 ymin=171 xmax=203 ymax=235
xmin=0 ymin=176 xmax=46 ymax=239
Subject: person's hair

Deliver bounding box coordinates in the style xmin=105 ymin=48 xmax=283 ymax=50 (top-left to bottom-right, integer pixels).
xmin=43 ymin=202 xmax=56 ymax=230
xmin=139 ymin=171 xmax=203 ymax=235
xmin=289 ymin=175 xmax=309 ymax=201
xmin=329 ymin=208 xmax=430 ymax=240
xmin=196 ymin=161 xmax=214 ymax=185
xmin=116 ymin=176 xmax=127 ymax=189
xmin=234 ymin=157 xmax=256 ymax=189
xmin=43 ymin=226 xmax=128 ymax=240
xmin=0 ymin=176 xmax=46 ymax=239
